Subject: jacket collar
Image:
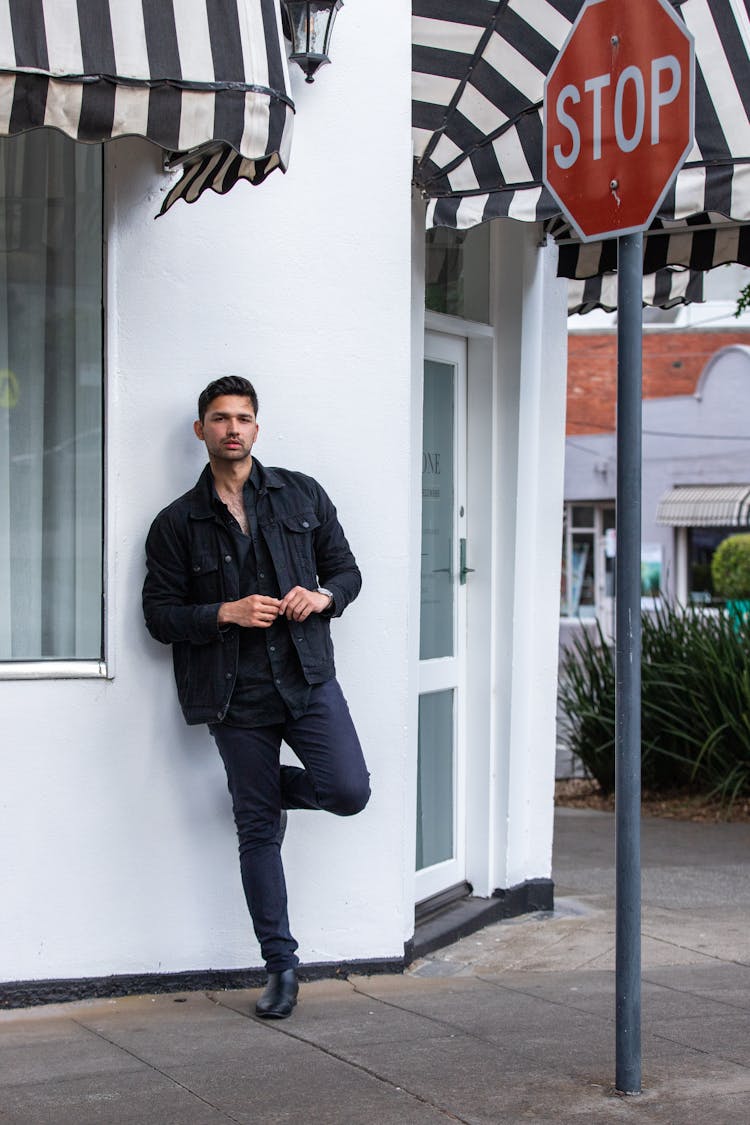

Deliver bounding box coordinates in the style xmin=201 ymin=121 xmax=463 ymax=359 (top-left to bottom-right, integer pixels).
xmin=188 ymin=459 xmax=284 ymax=520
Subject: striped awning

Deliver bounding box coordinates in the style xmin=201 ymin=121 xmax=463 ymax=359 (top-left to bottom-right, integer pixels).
xmin=413 ymin=0 xmax=750 ymax=312
xmin=656 ymin=485 xmax=750 ymax=527
xmin=0 ymin=0 xmax=294 ymax=214
xmin=568 ymin=267 xmax=704 ymax=316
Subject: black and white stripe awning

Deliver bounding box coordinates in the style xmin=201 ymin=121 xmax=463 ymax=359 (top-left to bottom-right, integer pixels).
xmin=0 ymin=0 xmax=294 ymax=213
xmin=568 ymin=267 xmax=705 ymax=316
xmin=413 ymin=0 xmax=750 ymax=312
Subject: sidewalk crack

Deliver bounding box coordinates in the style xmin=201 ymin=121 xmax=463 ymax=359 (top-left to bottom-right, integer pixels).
xmin=72 ymin=1017 xmax=243 ymax=1123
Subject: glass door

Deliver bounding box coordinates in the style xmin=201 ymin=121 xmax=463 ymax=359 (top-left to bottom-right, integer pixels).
xmin=416 ymin=333 xmax=467 ymax=902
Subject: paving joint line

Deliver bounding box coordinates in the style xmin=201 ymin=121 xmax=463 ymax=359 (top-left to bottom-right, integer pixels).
xmin=640 ymin=931 xmax=750 ymax=968
xmin=347 ymin=979 xmax=501 ymax=1046
xmin=474 ymin=974 xmax=615 ymax=1024
xmin=648 ymin=1028 xmax=750 ymax=1074
xmin=641 ymin=972 xmax=750 ymax=1013
xmin=346 ymin=977 xmax=568 ymax=1056
xmin=562 ymin=946 xmax=617 ymax=972
xmin=72 ymin=1015 xmax=244 ymax=1124
xmin=208 ymin=992 xmax=472 ymax=1125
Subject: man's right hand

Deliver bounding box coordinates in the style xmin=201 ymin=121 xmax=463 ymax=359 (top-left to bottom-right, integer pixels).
xmin=218 ymin=595 xmax=282 ymax=629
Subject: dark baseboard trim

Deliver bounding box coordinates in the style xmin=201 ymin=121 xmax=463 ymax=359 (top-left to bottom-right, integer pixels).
xmin=492 ymin=877 xmax=554 ymax=915
xmin=0 ymin=955 xmax=406 ymax=1011
xmin=411 ymin=877 xmax=554 ymax=961
xmin=2 ymin=881 xmax=555 ymax=1009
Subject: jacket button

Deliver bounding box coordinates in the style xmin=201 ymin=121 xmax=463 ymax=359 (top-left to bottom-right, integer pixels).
xmin=193 ymin=565 xmax=201 ymax=572
xmin=224 ymin=554 xmax=232 ymax=563
xmin=302 ymin=521 xmax=309 ymax=528
xmin=225 ymin=672 xmax=232 ymax=680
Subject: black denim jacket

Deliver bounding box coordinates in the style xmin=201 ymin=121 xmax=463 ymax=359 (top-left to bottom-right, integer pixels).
xmin=142 ymin=461 xmax=361 ymax=726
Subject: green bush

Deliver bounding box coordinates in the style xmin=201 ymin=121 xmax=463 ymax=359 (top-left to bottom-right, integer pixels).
xmin=559 ymin=603 xmax=750 ymax=804
xmin=711 ymin=534 xmax=750 ymax=600
xmin=558 ymin=620 xmax=617 ymax=793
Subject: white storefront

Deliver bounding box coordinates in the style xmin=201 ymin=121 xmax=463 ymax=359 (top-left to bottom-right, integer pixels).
xmin=0 ymin=2 xmax=567 ymax=1000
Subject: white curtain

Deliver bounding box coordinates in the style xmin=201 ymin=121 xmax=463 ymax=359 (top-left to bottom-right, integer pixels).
xmin=0 ymin=132 xmax=102 ymax=661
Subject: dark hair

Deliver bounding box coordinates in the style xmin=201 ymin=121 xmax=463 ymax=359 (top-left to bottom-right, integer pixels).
xmin=198 ymin=377 xmax=259 ymax=422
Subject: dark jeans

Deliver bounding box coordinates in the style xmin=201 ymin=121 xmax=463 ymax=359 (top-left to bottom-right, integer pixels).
xmin=210 ymin=678 xmax=370 ymax=973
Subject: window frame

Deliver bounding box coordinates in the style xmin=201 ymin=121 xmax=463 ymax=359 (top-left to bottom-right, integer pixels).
xmin=560 ymin=502 xmax=616 ymax=620
xmin=0 ymin=140 xmax=107 ymax=680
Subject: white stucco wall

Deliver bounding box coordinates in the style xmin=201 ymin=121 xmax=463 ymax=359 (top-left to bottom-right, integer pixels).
xmin=491 ymin=222 xmax=569 ymax=892
xmin=0 ymin=1 xmax=414 ymax=983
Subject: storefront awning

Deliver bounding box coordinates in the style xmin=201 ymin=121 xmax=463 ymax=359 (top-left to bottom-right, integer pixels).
xmin=0 ymin=0 xmax=294 ymax=213
xmin=413 ymin=0 xmax=750 ymax=312
xmin=656 ymin=485 xmax=750 ymax=527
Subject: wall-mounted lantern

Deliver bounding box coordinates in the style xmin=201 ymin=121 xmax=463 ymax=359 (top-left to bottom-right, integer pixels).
xmin=280 ymin=1 xmax=343 ymax=83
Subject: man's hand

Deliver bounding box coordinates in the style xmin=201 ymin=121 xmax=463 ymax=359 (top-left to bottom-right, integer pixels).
xmin=279 ymin=586 xmax=332 ymax=622
xmin=218 ymin=595 xmax=281 ymax=629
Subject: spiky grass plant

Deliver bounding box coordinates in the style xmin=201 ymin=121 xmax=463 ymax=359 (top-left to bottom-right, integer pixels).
xmin=559 ymin=603 xmax=750 ymax=805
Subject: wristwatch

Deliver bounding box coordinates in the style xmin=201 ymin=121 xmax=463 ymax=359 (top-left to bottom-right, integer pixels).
xmin=316 ymin=586 xmax=334 ymax=607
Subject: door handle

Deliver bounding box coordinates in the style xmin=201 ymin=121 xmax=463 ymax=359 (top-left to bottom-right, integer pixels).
xmin=460 ymin=538 xmax=475 ymax=585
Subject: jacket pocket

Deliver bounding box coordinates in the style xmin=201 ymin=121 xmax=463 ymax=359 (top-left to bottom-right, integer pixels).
xmin=188 ymin=553 xmax=221 ymax=600
xmin=280 ymin=512 xmax=321 ymax=534
xmin=279 ymin=512 xmax=320 ymax=581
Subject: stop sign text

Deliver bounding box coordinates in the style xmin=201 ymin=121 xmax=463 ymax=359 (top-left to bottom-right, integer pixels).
xmin=553 ymin=55 xmax=682 ymax=169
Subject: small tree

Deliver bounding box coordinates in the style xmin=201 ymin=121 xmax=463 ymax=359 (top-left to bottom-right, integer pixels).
xmin=711 ymin=534 xmax=750 ymax=600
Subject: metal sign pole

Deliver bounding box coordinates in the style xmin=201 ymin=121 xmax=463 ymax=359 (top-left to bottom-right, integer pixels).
xmin=615 ymin=230 xmax=643 ymax=1095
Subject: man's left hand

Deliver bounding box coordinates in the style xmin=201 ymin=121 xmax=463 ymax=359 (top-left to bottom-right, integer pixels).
xmin=279 ymin=586 xmax=332 ymax=622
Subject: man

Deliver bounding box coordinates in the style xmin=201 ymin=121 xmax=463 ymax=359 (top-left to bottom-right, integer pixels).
xmin=142 ymin=376 xmax=370 ymax=1020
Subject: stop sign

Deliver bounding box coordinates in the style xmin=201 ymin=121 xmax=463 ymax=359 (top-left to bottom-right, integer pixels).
xmin=543 ymin=0 xmax=694 ymax=242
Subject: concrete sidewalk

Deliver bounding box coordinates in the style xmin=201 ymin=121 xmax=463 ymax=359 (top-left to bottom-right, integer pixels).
xmin=3 ymin=809 xmax=750 ymax=1123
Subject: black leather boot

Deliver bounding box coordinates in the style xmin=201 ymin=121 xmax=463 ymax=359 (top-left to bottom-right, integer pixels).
xmin=255 ymin=968 xmax=298 ymax=1019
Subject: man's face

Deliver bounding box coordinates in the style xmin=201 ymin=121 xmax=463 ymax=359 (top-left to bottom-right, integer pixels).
xmin=194 ymin=395 xmax=259 ymax=463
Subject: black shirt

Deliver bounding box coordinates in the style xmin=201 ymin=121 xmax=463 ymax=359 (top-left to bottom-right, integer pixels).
xmin=213 ymin=462 xmax=311 ymax=727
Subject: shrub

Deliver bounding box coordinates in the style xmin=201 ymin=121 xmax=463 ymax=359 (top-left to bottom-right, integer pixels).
xmin=711 ymin=534 xmax=750 ymax=600
xmin=558 ymin=620 xmax=616 ymax=793
xmin=559 ymin=603 xmax=750 ymax=804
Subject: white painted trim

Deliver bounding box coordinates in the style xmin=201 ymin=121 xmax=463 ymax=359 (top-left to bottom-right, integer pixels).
xmin=463 ymin=332 xmax=494 ymax=898
xmin=103 ymin=145 xmax=117 ymax=680
xmin=416 ymin=331 xmax=468 ymax=903
xmin=406 ymin=190 xmax=427 ymax=938
xmin=414 ymin=324 xmax=495 ymax=901
xmin=425 ymin=310 xmax=494 ymax=339
xmin=489 ymin=220 xmax=568 ymax=892
xmin=0 ymin=662 xmax=108 ymax=680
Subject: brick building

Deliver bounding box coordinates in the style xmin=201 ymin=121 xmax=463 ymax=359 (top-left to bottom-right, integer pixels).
xmin=567 ymin=329 xmax=750 ymax=436
xmin=562 ymin=260 xmax=750 ymax=641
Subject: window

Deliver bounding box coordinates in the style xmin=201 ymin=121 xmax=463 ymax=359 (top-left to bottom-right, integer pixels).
xmin=687 ymin=527 xmax=736 ymax=604
xmin=425 ymin=224 xmax=490 ymax=323
xmin=561 ymin=503 xmax=615 ymax=618
xmin=0 ymin=132 xmax=103 ymax=663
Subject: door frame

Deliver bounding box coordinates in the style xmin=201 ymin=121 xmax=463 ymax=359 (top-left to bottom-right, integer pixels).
xmin=415 ymin=331 xmax=468 ymax=903
xmin=414 ymin=317 xmax=495 ymax=905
